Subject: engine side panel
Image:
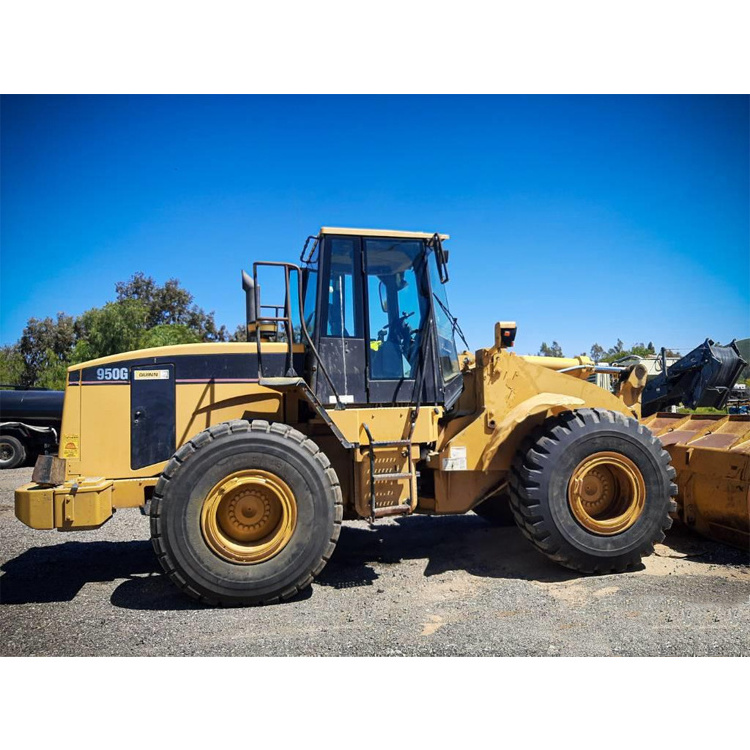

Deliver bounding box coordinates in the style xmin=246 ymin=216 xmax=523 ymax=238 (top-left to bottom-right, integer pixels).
xmin=63 ymin=343 xmax=300 ymax=480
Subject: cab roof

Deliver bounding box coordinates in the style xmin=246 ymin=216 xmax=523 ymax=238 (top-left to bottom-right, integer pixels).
xmin=319 ymin=227 xmax=450 ymax=240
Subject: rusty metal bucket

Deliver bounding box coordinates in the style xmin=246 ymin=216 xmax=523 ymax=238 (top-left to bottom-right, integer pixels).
xmin=641 ymin=413 xmax=750 ymax=550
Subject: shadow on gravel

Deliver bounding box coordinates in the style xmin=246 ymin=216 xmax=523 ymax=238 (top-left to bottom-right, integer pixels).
xmin=0 ymin=538 xmax=313 ymax=610
xmin=655 ymin=523 xmax=749 ymax=566
xmin=316 ymin=513 xmax=585 ymax=589
xmin=1 ymin=515 xmax=580 ymax=609
xmin=110 ymin=571 xmax=313 ymax=611
xmin=318 ymin=514 xmax=750 ymax=591
xmin=5 ymin=514 xmax=731 ymax=610
xmin=0 ymin=540 xmax=158 ymax=605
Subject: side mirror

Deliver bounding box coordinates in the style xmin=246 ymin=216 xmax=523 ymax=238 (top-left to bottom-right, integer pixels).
xmin=430 ymin=233 xmax=449 ymax=284
xmin=379 ymin=281 xmax=388 ymax=313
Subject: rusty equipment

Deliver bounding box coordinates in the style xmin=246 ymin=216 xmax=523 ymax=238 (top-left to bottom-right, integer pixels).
xmin=14 ymin=227 xmax=749 ymax=606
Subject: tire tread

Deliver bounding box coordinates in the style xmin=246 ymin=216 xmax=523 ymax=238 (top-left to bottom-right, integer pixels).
xmin=508 ymin=407 xmax=675 ymax=574
xmin=150 ymin=419 xmax=342 ymax=606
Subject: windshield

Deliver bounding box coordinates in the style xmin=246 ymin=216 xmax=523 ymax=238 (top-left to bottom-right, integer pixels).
xmin=427 ymin=249 xmax=460 ymax=380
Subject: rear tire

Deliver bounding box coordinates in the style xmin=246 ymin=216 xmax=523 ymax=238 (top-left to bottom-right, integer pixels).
xmin=509 ymin=408 xmax=677 ymax=573
xmin=150 ymin=419 xmax=343 ymax=606
xmin=0 ymin=434 xmax=26 ymax=470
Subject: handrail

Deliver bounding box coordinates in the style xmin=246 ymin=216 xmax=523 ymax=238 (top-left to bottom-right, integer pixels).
xmin=251 ymin=260 xmax=344 ymax=409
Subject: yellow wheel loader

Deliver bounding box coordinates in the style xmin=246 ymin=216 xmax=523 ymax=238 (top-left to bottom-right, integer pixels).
xmin=14 ymin=228 xmax=748 ymax=605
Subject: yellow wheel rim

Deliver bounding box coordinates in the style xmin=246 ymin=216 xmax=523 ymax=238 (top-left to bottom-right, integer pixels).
xmin=568 ymin=451 xmax=646 ymax=535
xmin=200 ymin=469 xmax=297 ymax=564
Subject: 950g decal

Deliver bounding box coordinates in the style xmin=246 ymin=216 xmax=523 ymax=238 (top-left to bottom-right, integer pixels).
xmin=96 ymin=367 xmax=129 ymax=381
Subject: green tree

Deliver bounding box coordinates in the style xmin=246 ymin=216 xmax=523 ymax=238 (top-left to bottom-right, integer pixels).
xmin=0 ymin=344 xmax=25 ymax=385
xmin=17 ymin=313 xmax=76 ymax=388
xmin=538 ymin=341 xmax=564 ymax=357
xmin=626 ymin=342 xmax=653 ymax=358
xmin=115 ymin=272 xmax=227 ymax=341
xmin=72 ymin=300 xmax=149 ymax=363
xmin=7 ymin=274 xmax=233 ymax=388
xmin=35 ymin=349 xmax=69 ymax=390
xmin=229 ymin=323 xmax=248 ymax=342
xmin=588 ymin=340 xmax=682 ymax=364
xmin=141 ymin=324 xmax=201 ymax=349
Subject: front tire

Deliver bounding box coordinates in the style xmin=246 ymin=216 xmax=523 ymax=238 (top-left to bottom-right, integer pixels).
xmin=150 ymin=419 xmax=343 ymax=606
xmin=509 ymin=408 xmax=677 ymax=573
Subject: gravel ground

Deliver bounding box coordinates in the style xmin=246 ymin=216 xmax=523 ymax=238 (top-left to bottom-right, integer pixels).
xmin=1 ymin=466 xmax=748 ymax=656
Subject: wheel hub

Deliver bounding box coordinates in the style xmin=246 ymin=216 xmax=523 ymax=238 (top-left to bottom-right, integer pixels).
xmin=568 ymin=452 xmax=646 ymax=535
xmin=201 ymin=470 xmax=297 ymax=564
xmin=579 ymin=467 xmax=614 ymax=516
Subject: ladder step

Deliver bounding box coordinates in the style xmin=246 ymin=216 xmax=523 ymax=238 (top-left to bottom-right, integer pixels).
xmin=372 ymin=472 xmax=414 ymax=481
xmin=369 ymin=439 xmax=412 ymax=447
xmin=258 ymin=377 xmax=305 ymax=388
xmin=372 ymin=504 xmax=412 ymax=518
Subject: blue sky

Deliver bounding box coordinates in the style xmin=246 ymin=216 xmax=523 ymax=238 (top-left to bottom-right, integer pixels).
xmin=1 ymin=95 xmax=748 ymax=356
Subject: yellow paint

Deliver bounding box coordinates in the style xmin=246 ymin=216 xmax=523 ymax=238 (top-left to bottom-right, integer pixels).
xmin=65 ymin=345 xmax=286 ymax=479
xmin=641 ymin=413 xmax=750 ymax=549
xmin=65 ymin=341 xmax=301 ymax=372
xmin=15 ymin=474 xmax=157 ymax=530
xmin=329 ymin=406 xmax=442 ymax=446
xmin=17 ymin=313 xmax=660 ymax=530
xmin=520 ymin=354 xmax=594 ymax=373
xmin=200 ymin=469 xmax=298 ymax=564
xmin=568 ymin=451 xmax=646 ymax=535
xmin=437 ymin=348 xmax=634 ymax=474
xmin=15 ymin=485 xmax=55 ymax=529
xmin=60 ymin=379 xmax=81 ymax=478
xmin=428 ymin=345 xmax=638 ymax=514
xmin=320 ymin=227 xmax=449 ymax=240
xmin=176 ymin=383 xmax=282 ymax=449
xmin=16 ymin=478 xmax=113 ymax=530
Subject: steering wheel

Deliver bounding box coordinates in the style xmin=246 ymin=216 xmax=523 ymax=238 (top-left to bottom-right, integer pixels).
xmin=378 ymin=311 xmax=415 ymax=340
xmin=378 ymin=311 xmax=418 ymax=362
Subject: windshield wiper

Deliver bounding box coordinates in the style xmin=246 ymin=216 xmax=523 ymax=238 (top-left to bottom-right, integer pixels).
xmin=432 ymin=293 xmax=470 ymax=351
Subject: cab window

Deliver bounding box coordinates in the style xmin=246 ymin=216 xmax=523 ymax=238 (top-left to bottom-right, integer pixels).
xmin=322 ymin=238 xmax=362 ymax=338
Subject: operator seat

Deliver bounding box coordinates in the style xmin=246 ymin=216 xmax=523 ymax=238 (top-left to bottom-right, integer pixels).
xmin=371 ymin=337 xmax=403 ymax=380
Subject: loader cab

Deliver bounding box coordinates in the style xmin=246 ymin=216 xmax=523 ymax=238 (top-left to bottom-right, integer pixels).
xmin=301 ymin=228 xmax=463 ymax=409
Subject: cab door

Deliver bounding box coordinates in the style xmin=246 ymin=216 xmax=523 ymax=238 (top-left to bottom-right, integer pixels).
xmin=363 ymin=238 xmax=438 ymax=405
xmin=313 ymin=235 xmax=367 ymax=405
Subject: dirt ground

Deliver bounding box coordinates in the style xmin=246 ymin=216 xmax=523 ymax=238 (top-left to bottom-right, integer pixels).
xmin=1 ymin=466 xmax=748 ymax=656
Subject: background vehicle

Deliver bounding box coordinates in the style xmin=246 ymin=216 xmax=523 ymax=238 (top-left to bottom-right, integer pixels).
xmin=0 ymin=387 xmax=63 ymax=469
xmin=14 ymin=228 xmax=747 ymax=605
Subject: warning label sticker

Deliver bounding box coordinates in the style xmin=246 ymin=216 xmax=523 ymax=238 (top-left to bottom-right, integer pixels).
xmin=442 ymin=445 xmax=467 ymax=471
xmin=61 ymin=434 xmax=80 ymax=459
